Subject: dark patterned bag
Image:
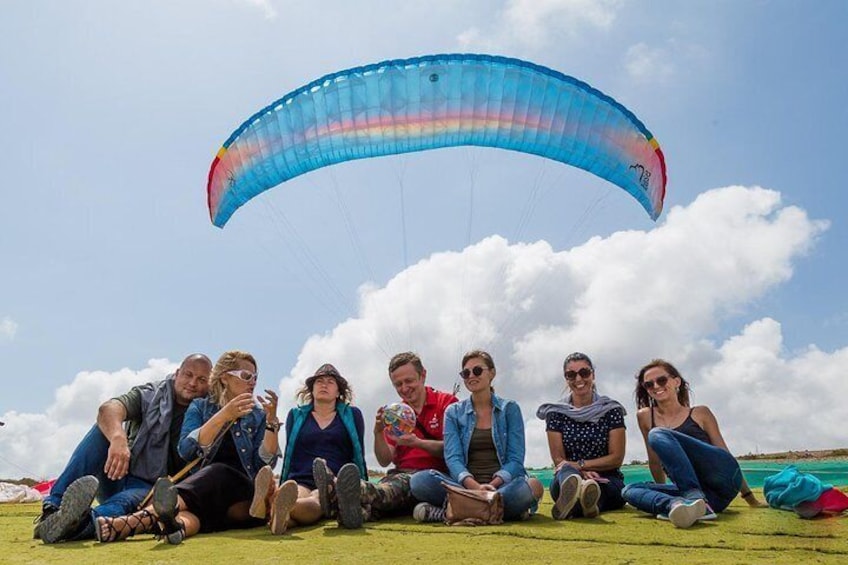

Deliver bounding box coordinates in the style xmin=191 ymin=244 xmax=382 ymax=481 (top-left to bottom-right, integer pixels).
xmin=442 ymin=482 xmax=504 ymax=526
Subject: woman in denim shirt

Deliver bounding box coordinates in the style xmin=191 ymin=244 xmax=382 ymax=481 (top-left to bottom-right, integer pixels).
xmin=96 ymin=350 xmax=281 ymax=544
xmin=410 ymin=350 xmax=542 ymax=522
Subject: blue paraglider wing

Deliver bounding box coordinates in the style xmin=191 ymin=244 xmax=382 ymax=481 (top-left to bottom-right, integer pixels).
xmin=208 ymin=54 xmax=666 ymax=226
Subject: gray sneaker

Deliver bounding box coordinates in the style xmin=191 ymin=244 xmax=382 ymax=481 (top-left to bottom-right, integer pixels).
xmin=312 ymin=457 xmax=335 ymax=518
xmin=41 ymin=475 xmax=99 ymax=544
xmin=413 ymin=502 xmax=445 ymax=523
xmin=335 ymin=463 xmax=363 ymax=529
xmin=32 ymin=503 xmax=58 ymax=540
xmin=552 ymin=474 xmax=581 ymax=520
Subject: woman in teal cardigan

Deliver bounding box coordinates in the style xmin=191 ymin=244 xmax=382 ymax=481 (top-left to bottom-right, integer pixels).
xmin=250 ymin=364 xmax=366 ymax=534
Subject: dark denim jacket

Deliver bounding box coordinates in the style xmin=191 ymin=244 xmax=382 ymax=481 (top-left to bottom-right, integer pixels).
xmin=178 ymin=396 xmax=280 ymax=480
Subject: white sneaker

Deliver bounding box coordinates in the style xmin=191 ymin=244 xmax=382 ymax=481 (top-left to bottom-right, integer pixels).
xmin=658 ymin=502 xmax=717 ymax=522
xmin=578 ymin=479 xmax=601 ymax=519
xmin=668 ymin=499 xmax=706 ymax=529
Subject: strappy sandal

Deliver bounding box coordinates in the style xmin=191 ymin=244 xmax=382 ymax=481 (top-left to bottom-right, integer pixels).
xmin=155 ymin=522 xmax=186 ymax=545
xmin=95 ymin=509 xmax=157 ymax=543
xmin=152 ymin=477 xmax=184 ymax=545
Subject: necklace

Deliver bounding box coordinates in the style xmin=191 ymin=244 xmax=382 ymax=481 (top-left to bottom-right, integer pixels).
xmin=654 ymin=404 xmax=687 ymax=428
xmin=312 ymin=409 xmax=337 ymax=429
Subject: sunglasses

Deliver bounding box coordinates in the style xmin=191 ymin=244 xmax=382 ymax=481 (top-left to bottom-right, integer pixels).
xmin=564 ymin=367 xmax=593 ymax=381
xmin=642 ymin=375 xmax=670 ymax=390
xmin=227 ymin=369 xmax=258 ymax=382
xmin=459 ymin=366 xmax=486 ymax=379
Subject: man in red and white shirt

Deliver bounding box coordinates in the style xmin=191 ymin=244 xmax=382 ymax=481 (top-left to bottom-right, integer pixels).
xmin=334 ymin=351 xmax=457 ymax=525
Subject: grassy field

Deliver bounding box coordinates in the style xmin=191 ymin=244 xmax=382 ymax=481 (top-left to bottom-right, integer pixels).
xmin=3 ymin=489 xmax=847 ymax=565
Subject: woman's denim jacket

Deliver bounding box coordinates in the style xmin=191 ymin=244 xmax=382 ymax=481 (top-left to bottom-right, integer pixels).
xmin=443 ymin=393 xmax=527 ymax=485
xmin=178 ymin=396 xmax=280 ymax=480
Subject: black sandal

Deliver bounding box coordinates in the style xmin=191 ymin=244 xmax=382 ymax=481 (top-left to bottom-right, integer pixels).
xmin=152 ymin=477 xmax=184 ymax=545
xmin=95 ymin=509 xmax=157 ymax=543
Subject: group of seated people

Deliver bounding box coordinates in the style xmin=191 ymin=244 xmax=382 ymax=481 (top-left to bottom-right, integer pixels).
xmin=33 ymin=349 xmax=764 ymax=545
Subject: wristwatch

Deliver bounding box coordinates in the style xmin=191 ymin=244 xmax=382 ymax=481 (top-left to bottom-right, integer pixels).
xmin=578 ymin=459 xmax=585 ymax=469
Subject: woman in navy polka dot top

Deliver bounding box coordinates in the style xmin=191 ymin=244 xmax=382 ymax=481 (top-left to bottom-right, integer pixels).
xmin=536 ymin=352 xmax=627 ymax=520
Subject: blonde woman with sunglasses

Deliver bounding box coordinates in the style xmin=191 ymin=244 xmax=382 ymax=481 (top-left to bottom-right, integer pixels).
xmin=96 ymin=350 xmax=282 ymax=544
xmin=621 ymin=359 xmax=764 ymax=529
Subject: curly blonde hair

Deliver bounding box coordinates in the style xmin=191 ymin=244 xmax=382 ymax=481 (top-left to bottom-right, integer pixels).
xmin=209 ymin=350 xmax=257 ymax=406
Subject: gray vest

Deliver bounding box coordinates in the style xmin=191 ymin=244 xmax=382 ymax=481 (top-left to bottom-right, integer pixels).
xmin=128 ymin=377 xmax=176 ymax=483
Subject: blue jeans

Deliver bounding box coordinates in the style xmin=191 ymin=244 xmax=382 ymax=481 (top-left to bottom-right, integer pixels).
xmin=45 ymin=424 xmax=153 ymax=521
xmin=409 ymin=469 xmax=537 ymax=521
xmin=550 ymin=464 xmax=625 ymax=516
xmin=622 ymin=428 xmax=742 ymax=516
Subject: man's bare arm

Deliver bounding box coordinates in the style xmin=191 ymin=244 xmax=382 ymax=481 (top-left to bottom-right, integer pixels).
xmin=97 ymin=400 xmax=131 ymax=481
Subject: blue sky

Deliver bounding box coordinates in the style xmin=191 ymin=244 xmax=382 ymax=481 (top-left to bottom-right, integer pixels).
xmin=1 ymin=1 xmax=846 ymax=478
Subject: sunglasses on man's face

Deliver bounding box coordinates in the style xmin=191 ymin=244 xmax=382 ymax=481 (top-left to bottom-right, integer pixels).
xmin=564 ymin=367 xmax=593 ymax=381
xmin=642 ymin=375 xmax=670 ymax=390
xmin=227 ymin=369 xmax=258 ymax=382
xmin=459 ymin=366 xmax=486 ymax=379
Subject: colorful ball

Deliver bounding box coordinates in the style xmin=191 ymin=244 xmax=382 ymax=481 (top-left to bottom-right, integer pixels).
xmin=382 ymin=402 xmax=416 ymax=437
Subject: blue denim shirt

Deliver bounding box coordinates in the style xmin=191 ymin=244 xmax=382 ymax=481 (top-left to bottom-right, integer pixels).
xmin=178 ymin=397 xmax=280 ymax=480
xmin=443 ymin=393 xmax=527 ymax=485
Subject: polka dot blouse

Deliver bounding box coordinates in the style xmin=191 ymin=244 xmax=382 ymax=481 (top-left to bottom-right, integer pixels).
xmin=546 ymin=408 xmax=625 ymax=479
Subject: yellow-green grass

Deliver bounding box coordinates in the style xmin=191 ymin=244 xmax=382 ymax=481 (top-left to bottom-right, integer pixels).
xmin=3 ymin=490 xmax=846 ymax=565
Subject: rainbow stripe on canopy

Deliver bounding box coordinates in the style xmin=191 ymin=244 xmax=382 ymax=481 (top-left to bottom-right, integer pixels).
xmin=207 ymin=54 xmax=666 ymax=227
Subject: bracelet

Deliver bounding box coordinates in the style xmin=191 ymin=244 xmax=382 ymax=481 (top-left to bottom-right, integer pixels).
xmin=740 ymin=490 xmax=753 ymax=498
xmin=265 ymin=420 xmax=281 ymax=433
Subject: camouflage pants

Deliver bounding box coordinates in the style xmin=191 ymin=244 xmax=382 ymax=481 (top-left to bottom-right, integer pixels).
xmin=361 ymin=471 xmax=417 ymax=520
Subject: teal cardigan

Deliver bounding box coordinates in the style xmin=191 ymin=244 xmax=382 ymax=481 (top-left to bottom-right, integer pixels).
xmin=280 ymin=402 xmax=368 ymax=482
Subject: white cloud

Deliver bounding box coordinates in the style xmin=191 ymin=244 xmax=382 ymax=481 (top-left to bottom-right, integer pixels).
xmin=696 ymin=318 xmax=848 ymax=457
xmin=232 ymin=0 xmax=277 ymax=20
xmin=457 ymin=27 xmax=482 ymax=49
xmin=279 ymin=185 xmax=831 ymax=468
xmin=0 ymin=317 xmax=17 ymax=341
xmin=458 ymin=0 xmax=621 ymax=51
xmin=0 ymin=359 xmax=176 ymax=479
xmin=1 ymin=185 xmax=836 ymax=478
xmin=624 ymin=42 xmax=674 ymax=83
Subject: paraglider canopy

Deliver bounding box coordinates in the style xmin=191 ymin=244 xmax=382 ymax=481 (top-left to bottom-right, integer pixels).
xmin=207 ymin=53 xmax=666 ymax=227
